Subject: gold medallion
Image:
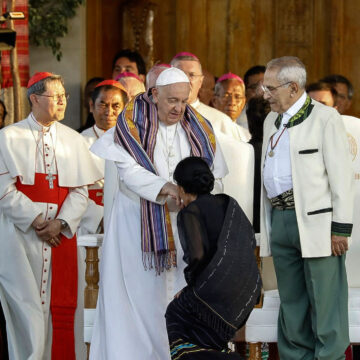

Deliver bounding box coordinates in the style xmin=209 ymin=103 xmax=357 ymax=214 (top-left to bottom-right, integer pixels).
xmin=269 ymin=150 xmax=274 ymax=157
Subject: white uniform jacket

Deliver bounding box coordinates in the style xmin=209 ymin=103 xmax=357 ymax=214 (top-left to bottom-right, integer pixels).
xmin=260 ymin=99 xmax=354 ymax=258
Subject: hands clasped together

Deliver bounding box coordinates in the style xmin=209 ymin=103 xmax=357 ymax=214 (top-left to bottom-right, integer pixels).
xmin=32 ymin=214 xmax=62 ymax=247
xmin=159 ymin=182 xmax=184 ymax=209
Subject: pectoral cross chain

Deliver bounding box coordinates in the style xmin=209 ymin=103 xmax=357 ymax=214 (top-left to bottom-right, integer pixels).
xmin=46 ymin=173 xmax=56 ymax=189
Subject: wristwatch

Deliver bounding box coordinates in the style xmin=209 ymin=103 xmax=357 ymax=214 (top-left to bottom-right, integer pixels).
xmin=58 ymin=219 xmax=68 ymax=231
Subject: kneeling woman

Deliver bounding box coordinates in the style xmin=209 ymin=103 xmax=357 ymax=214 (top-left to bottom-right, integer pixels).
xmin=166 ymin=157 xmax=262 ymax=359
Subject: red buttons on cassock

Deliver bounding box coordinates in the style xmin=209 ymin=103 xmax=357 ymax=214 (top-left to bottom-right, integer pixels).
xmin=42 ymin=301 xmax=44 ymax=304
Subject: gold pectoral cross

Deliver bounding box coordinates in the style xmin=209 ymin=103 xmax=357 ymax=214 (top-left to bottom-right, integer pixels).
xmin=46 ymin=173 xmax=56 ymax=189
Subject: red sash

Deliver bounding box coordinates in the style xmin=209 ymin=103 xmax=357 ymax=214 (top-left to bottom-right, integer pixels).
xmin=88 ymin=188 xmax=104 ymax=207
xmin=16 ymin=173 xmax=77 ymax=360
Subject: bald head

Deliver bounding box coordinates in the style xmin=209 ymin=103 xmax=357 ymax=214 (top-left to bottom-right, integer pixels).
xmin=146 ymin=65 xmax=170 ymax=90
xmin=119 ymin=76 xmax=145 ymax=100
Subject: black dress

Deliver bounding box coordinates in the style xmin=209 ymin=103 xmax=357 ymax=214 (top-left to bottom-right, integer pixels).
xmin=165 ymin=194 xmax=261 ymax=359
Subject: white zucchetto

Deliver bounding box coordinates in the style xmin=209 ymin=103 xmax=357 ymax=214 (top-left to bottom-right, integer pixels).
xmin=155 ymin=67 xmax=190 ymax=87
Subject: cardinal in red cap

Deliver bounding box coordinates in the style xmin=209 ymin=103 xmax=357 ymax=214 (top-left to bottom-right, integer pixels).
xmin=0 ymin=72 xmax=103 ymax=359
xmin=78 ymin=79 xmax=128 ymax=236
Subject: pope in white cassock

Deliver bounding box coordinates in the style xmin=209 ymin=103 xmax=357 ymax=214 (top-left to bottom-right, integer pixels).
xmin=89 ymin=67 xmax=228 ymax=359
xmin=0 ymin=72 xmax=102 ymax=360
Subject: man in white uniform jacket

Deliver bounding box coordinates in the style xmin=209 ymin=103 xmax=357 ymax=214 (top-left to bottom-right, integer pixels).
xmin=260 ymin=57 xmax=353 ymax=360
xmin=89 ymin=67 xmax=227 ymax=360
xmin=0 ymin=72 xmax=102 ymax=360
xmin=80 ymin=79 xmax=128 ymax=235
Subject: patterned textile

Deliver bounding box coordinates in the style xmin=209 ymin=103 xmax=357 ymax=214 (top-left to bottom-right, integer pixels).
xmin=114 ymin=92 xmax=216 ymax=274
xmin=270 ymin=188 xmax=295 ymax=209
xmin=170 ymin=339 xmax=238 ymax=360
xmin=275 ymin=95 xmax=314 ymax=129
xmin=1 ymin=0 xmax=29 ymax=125
xmin=1 ymin=0 xmax=29 ymax=88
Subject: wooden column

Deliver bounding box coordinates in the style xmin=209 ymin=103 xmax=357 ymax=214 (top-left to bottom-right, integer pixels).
xmin=77 ymin=234 xmax=103 ymax=359
xmin=84 ymin=246 xmax=100 ymax=357
xmin=248 ymin=342 xmax=262 ymax=360
xmin=6 ymin=0 xmax=22 ymax=122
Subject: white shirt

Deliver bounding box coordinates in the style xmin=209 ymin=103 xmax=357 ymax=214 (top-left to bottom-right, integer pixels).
xmin=263 ymin=92 xmax=307 ymax=198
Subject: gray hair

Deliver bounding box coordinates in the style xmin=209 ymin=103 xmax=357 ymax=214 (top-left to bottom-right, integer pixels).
xmin=27 ymin=74 xmax=64 ymax=106
xmin=266 ymin=56 xmax=306 ymax=89
xmin=170 ymin=56 xmax=202 ymax=73
xmin=214 ymin=82 xmax=222 ymax=96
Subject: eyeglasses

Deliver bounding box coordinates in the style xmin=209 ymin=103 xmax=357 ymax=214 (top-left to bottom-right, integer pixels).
xmin=36 ymin=93 xmax=69 ymax=103
xmin=183 ymin=72 xmax=203 ymax=81
xmin=261 ymin=81 xmax=292 ymax=94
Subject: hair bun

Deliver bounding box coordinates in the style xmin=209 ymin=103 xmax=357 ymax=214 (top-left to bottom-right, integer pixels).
xmin=193 ymin=171 xmax=214 ymax=194
xmin=173 ymin=156 xmax=215 ymax=195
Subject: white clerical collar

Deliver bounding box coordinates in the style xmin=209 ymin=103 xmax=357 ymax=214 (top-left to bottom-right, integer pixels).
xmin=30 ymin=112 xmax=56 ymax=137
xmin=93 ymin=124 xmax=106 ymax=138
xmin=159 ymin=120 xmax=178 ymax=132
xmin=284 ymin=91 xmax=307 ymax=119
xmin=190 ymin=98 xmax=200 ymax=109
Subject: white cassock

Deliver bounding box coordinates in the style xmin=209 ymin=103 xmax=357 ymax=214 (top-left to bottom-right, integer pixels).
xmin=0 ymin=115 xmax=102 ymax=360
xmin=191 ymin=98 xmax=251 ymax=142
xmin=236 ymin=106 xmax=249 ymax=129
xmin=190 ymin=99 xmax=254 ymax=223
xmin=89 ymin=122 xmax=228 ymax=360
xmin=79 ymin=124 xmax=106 ymax=235
xmin=216 ymin=132 xmax=254 ymax=222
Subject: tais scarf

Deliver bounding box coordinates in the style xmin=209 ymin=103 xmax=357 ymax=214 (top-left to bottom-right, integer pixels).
xmin=115 ymin=92 xmax=216 ymax=274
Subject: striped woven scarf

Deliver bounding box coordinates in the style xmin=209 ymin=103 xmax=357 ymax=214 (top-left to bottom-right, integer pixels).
xmin=114 ymin=92 xmax=216 ymax=274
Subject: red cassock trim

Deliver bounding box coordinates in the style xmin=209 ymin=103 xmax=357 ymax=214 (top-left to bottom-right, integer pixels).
xmin=88 ymin=188 xmax=104 ymax=207
xmin=16 ymin=173 xmax=77 ymax=360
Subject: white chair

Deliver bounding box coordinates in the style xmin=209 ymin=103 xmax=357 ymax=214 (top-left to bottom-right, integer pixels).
xmin=245 ymin=116 xmax=360 ymax=359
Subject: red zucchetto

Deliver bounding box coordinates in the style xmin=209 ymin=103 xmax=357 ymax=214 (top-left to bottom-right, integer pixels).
xmin=27 ymin=72 xmax=54 ymax=88
xmin=95 ymin=79 xmax=127 ymax=93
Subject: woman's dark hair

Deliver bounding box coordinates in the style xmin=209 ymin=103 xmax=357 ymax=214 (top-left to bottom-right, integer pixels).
xmin=174 ymin=157 xmax=214 ymax=195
